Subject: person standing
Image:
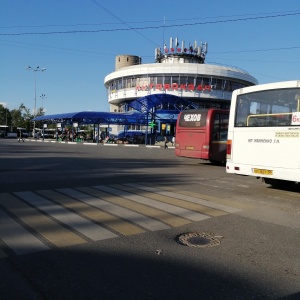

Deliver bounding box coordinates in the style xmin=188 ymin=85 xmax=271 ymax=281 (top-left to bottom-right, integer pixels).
xmin=172 ymin=136 xmax=175 ymax=146
xmin=164 ymin=136 xmax=168 ymax=149
xmin=18 ymin=129 xmax=24 ymax=142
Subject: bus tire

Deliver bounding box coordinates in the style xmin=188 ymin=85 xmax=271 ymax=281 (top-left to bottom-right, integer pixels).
xmin=263 ymin=178 xmax=295 ymax=188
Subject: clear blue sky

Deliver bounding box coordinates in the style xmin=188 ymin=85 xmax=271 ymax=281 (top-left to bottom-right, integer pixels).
xmin=1 ymin=0 xmax=300 ymax=115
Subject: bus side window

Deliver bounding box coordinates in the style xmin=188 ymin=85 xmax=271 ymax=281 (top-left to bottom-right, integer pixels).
xmin=220 ymin=115 xmax=228 ymax=141
xmin=212 ymin=113 xmax=228 ymax=141
xmin=236 ymin=99 xmax=249 ymax=126
xmin=213 ymin=113 xmax=220 ymax=141
xmin=213 ymin=128 xmax=220 ymax=141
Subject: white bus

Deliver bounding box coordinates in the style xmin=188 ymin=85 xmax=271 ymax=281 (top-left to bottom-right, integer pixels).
xmin=226 ymin=80 xmax=300 ymax=187
xmin=0 ymin=125 xmax=18 ymax=138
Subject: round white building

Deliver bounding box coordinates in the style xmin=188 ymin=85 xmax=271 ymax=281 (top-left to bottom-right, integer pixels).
xmin=104 ymin=38 xmax=258 ymax=135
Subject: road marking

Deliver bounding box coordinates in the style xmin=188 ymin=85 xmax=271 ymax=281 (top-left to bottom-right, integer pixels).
xmin=0 ymin=182 xmax=244 ymax=257
xmin=0 ymin=193 xmax=86 ymax=247
xmin=57 ymin=188 xmax=170 ymax=231
xmin=113 ymin=184 xmax=226 ymax=217
xmin=38 ymin=189 xmax=145 ymax=236
xmin=76 ymin=186 xmax=191 ymax=227
xmin=125 ymin=183 xmax=242 ymax=213
xmin=93 ymin=185 xmax=210 ymax=222
xmin=14 ymin=191 xmax=118 ymax=241
xmin=151 ymin=184 xmax=252 ymax=211
xmin=0 ymin=208 xmax=50 ymax=255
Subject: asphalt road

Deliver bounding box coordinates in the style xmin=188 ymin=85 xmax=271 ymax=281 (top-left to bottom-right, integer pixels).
xmin=0 ymin=138 xmax=299 ymax=300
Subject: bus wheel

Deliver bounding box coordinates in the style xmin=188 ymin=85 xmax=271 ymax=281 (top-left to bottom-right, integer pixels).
xmin=263 ymin=178 xmax=294 ymax=188
xmin=209 ymin=160 xmax=225 ymax=166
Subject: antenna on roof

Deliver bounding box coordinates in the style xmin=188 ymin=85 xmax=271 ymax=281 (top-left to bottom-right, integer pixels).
xmin=162 ymin=16 xmax=165 ymax=50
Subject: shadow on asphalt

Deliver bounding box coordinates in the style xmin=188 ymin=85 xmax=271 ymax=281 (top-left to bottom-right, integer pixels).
xmin=1 ymin=244 xmax=294 ymax=300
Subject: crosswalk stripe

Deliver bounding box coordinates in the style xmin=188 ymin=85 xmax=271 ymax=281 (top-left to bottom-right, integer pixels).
xmin=57 ymin=188 xmax=170 ymax=231
xmin=93 ymin=185 xmax=210 ymax=222
xmin=37 ymin=189 xmax=145 ymax=236
xmin=125 ymin=183 xmax=242 ymax=213
xmin=150 ymin=184 xmax=253 ymax=210
xmin=0 ymin=183 xmax=244 ymax=257
xmin=76 ymin=186 xmax=191 ymax=227
xmin=14 ymin=191 xmax=118 ymax=241
xmin=0 ymin=208 xmax=49 ymax=255
xmin=0 ymin=193 xmax=86 ymax=247
xmin=112 ymin=184 xmax=226 ymax=217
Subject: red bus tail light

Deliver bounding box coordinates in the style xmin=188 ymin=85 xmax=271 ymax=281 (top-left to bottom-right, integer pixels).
xmin=226 ymin=139 xmax=232 ymax=159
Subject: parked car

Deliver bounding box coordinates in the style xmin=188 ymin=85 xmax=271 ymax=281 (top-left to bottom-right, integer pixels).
xmin=116 ymin=130 xmax=150 ymax=144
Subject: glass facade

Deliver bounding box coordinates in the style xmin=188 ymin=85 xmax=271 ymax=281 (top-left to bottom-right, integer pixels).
xmin=107 ymin=75 xmax=248 ymax=93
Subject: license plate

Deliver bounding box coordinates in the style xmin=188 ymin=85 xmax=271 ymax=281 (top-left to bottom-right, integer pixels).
xmin=185 ymin=146 xmax=194 ymax=150
xmin=253 ymin=168 xmax=273 ymax=175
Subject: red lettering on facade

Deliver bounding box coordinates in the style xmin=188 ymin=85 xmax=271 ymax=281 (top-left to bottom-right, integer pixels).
xmin=172 ymin=83 xmax=178 ymax=90
xmin=187 ymin=84 xmax=194 ymax=90
xmin=135 ymin=84 xmax=211 ymax=92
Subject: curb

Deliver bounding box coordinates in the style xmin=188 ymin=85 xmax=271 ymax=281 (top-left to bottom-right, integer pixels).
xmin=27 ymin=139 xmax=175 ymax=149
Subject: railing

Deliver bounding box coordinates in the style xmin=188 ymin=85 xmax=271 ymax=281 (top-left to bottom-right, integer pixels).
xmin=246 ymin=113 xmax=292 ymax=127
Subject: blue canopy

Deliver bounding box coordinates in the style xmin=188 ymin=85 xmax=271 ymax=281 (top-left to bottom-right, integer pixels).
xmin=33 ymin=111 xmax=148 ymax=125
xmin=128 ymin=94 xmax=197 ymax=114
xmin=32 ymin=94 xmax=198 ymax=125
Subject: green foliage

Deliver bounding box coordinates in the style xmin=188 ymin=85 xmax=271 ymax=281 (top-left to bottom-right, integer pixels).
xmin=0 ymin=104 xmax=10 ymax=125
xmin=0 ymin=103 xmax=45 ymax=131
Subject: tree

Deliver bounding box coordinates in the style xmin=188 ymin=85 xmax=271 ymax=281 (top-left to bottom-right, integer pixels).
xmin=10 ymin=109 xmax=23 ymax=127
xmin=0 ymin=104 xmax=10 ymax=125
xmin=11 ymin=103 xmax=35 ymax=130
xmin=0 ymin=103 xmax=45 ymax=130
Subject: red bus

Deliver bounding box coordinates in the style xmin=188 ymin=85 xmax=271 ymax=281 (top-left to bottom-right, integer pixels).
xmin=175 ymin=109 xmax=229 ymax=163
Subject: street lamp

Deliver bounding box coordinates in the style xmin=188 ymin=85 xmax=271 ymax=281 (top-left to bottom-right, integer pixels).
xmin=26 ymin=66 xmax=46 ymax=138
xmin=40 ymin=93 xmax=47 ymax=110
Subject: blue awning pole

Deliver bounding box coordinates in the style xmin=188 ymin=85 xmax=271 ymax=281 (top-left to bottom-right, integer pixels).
xmin=93 ymin=124 xmax=95 ymax=143
xmin=146 ymin=113 xmax=148 ymax=146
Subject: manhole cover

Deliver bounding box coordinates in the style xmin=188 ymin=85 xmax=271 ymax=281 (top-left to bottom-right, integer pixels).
xmin=177 ymin=232 xmax=221 ymax=248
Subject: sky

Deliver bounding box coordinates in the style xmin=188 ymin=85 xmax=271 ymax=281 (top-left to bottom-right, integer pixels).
xmin=1 ymin=0 xmax=300 ymax=115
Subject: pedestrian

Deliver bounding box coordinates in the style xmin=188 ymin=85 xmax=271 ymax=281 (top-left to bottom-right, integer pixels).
xmin=172 ymin=136 xmax=175 ymax=146
xmin=18 ymin=129 xmax=24 ymax=142
xmin=164 ymin=135 xmax=168 ymax=149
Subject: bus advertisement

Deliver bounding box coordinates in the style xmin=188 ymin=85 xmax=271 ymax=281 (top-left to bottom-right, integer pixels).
xmin=175 ymin=109 xmax=229 ymax=163
xmin=226 ymin=80 xmax=300 ymax=187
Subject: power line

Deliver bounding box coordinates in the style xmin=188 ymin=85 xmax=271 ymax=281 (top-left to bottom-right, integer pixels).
xmin=1 ymin=9 xmax=299 ymax=29
xmin=210 ymin=46 xmax=300 ymax=54
xmin=1 ymin=11 xmax=299 ymax=36
xmin=89 ymin=0 xmax=158 ymax=47
xmin=1 ymin=38 xmax=299 ymax=59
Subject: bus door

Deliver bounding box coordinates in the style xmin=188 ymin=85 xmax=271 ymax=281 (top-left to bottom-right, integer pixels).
xmin=210 ymin=111 xmax=229 ymax=162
